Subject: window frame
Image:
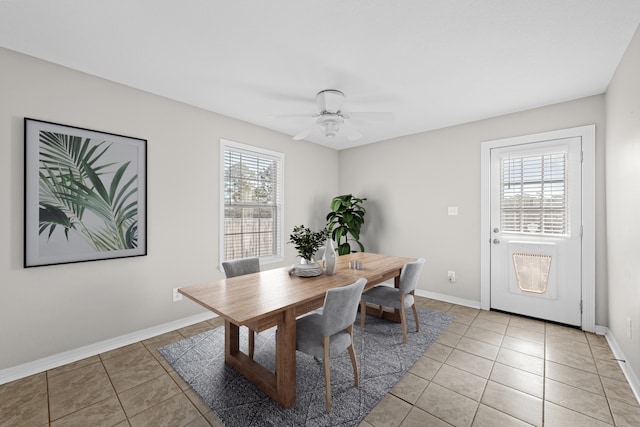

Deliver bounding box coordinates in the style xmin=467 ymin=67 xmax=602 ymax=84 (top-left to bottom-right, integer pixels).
xmin=499 ymin=150 xmax=569 ymax=236
xmin=219 ymin=139 xmax=284 ymax=267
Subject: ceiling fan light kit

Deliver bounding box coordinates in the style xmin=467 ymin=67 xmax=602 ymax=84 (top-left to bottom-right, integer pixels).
xmin=316 ymin=114 xmax=343 ymax=138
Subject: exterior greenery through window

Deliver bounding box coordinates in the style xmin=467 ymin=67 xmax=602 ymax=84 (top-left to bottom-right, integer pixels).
xmin=220 ymin=139 xmax=284 ymax=263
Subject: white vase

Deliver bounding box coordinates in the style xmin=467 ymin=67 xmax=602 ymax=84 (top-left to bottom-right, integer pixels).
xmin=322 ymin=238 xmax=337 ymax=275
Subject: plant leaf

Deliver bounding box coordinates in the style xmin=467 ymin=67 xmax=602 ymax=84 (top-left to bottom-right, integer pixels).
xmin=337 ymin=243 xmax=350 ymax=256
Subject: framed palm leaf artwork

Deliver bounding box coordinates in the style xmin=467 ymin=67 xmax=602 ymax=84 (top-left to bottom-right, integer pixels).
xmin=24 ymin=118 xmax=147 ymax=267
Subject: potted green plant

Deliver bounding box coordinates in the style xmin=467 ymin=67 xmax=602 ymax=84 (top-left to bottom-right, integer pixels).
xmin=288 ymin=225 xmax=328 ymax=264
xmin=326 ymin=194 xmax=366 ymax=255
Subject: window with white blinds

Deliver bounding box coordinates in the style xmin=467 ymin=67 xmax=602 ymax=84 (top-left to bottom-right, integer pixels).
xmin=500 ymin=151 xmax=568 ymax=235
xmin=220 ymin=139 xmax=284 ymax=263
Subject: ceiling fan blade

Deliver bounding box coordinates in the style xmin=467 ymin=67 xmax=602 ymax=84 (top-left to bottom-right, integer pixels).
xmin=264 ymin=92 xmax=317 ymax=104
xmin=340 ymin=122 xmax=362 ymax=141
xmin=269 ymin=114 xmax=315 ymax=119
xmin=279 ymin=89 xmax=391 ymax=142
xmin=293 ymin=126 xmax=316 ymax=141
xmin=347 ymin=112 xmax=395 ymax=122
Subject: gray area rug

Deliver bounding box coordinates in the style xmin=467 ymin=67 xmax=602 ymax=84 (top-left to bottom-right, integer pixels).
xmin=159 ymin=308 xmax=453 ymax=426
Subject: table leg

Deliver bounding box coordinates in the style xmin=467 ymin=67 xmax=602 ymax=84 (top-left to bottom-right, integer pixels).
xmin=225 ymin=320 xmax=240 ymax=358
xmin=275 ymin=307 xmax=296 ymax=407
xmin=223 ymin=311 xmax=297 ymax=408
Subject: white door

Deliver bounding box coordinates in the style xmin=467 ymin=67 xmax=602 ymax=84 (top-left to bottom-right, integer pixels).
xmin=490 ymin=137 xmax=582 ymax=326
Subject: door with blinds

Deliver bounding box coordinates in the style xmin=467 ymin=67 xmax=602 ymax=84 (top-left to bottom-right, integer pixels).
xmin=490 ymin=137 xmax=582 ymax=326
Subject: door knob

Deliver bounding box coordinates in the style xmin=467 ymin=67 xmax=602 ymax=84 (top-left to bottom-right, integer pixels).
xmin=493 ymin=239 xmax=500 ymax=244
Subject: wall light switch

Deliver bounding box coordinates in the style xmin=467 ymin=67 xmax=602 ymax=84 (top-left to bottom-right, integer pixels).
xmin=448 ymin=207 xmax=458 ymax=216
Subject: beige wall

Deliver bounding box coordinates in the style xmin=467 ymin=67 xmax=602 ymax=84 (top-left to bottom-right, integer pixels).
xmin=339 ymin=95 xmax=608 ymax=323
xmin=0 ymin=48 xmax=338 ymax=369
xmin=605 ymin=25 xmax=640 ymax=378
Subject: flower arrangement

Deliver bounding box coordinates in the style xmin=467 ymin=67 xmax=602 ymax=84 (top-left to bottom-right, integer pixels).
xmin=288 ymin=225 xmax=328 ymax=263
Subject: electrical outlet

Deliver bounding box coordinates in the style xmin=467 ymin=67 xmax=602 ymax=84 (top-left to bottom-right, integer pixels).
xmin=173 ymin=288 xmax=183 ymax=302
xmin=627 ymin=317 xmax=632 ymax=339
xmin=448 ymin=271 xmax=456 ymax=283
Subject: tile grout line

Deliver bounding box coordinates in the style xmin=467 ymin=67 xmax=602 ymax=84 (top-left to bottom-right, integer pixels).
xmin=440 ymin=309 xmax=622 ymax=426
xmin=100 ymin=355 xmax=129 ymax=426
xmin=451 ymin=305 xmax=488 ymax=427
xmin=45 ymin=370 xmax=51 ymax=426
xmin=8 ymin=299 xmax=637 ymax=427
xmin=116 ymin=343 xmax=184 ymax=425
xmin=474 ymin=314 xmax=528 ymax=426
xmin=592 ymin=338 xmax=618 ymax=425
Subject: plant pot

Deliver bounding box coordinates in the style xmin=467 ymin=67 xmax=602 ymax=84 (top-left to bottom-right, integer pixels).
xmin=290 ymin=261 xmax=323 ymax=277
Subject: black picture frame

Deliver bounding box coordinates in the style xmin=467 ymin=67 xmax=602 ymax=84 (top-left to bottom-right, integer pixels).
xmin=24 ymin=118 xmax=147 ymax=267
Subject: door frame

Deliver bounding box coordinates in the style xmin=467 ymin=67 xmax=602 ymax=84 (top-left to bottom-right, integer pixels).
xmin=480 ymin=125 xmax=596 ymax=332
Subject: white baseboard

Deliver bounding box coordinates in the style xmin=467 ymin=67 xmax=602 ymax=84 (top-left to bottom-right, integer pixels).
xmin=595 ymin=324 xmax=609 ymax=336
xmin=599 ymin=326 xmax=640 ymax=405
xmin=415 ymin=289 xmax=481 ymax=309
xmin=0 ymin=311 xmax=216 ymax=386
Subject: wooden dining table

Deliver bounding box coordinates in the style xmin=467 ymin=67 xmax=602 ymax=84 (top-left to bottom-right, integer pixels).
xmin=178 ymin=252 xmax=416 ymax=408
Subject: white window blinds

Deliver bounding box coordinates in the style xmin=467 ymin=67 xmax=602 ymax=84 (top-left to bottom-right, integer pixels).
xmin=221 ymin=140 xmax=283 ymax=262
xmin=500 ymin=151 xmax=568 ymax=235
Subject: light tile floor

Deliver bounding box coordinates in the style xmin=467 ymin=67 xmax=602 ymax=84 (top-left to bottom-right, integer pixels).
xmin=1 ymin=297 xmax=639 ymax=426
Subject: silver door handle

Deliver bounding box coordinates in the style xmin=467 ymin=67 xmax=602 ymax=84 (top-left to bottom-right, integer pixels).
xmin=493 ymin=239 xmax=500 ymax=244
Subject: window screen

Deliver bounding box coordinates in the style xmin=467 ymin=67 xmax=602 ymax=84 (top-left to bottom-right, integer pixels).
xmin=221 ymin=140 xmax=283 ymax=262
xmin=500 ymin=151 xmax=568 ymax=235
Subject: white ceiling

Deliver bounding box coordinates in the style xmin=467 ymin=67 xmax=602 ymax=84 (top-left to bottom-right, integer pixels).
xmin=1 ymin=1 xmax=640 ymax=150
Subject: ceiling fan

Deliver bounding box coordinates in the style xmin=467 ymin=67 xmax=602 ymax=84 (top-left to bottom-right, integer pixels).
xmin=272 ymin=89 xmax=394 ymax=141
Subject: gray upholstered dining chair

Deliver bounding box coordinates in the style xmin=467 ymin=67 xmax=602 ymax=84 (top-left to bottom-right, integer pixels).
xmin=295 ymin=277 xmax=367 ymax=412
xmin=359 ymin=258 xmax=425 ymax=344
xmin=221 ymin=257 xmax=260 ymax=359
